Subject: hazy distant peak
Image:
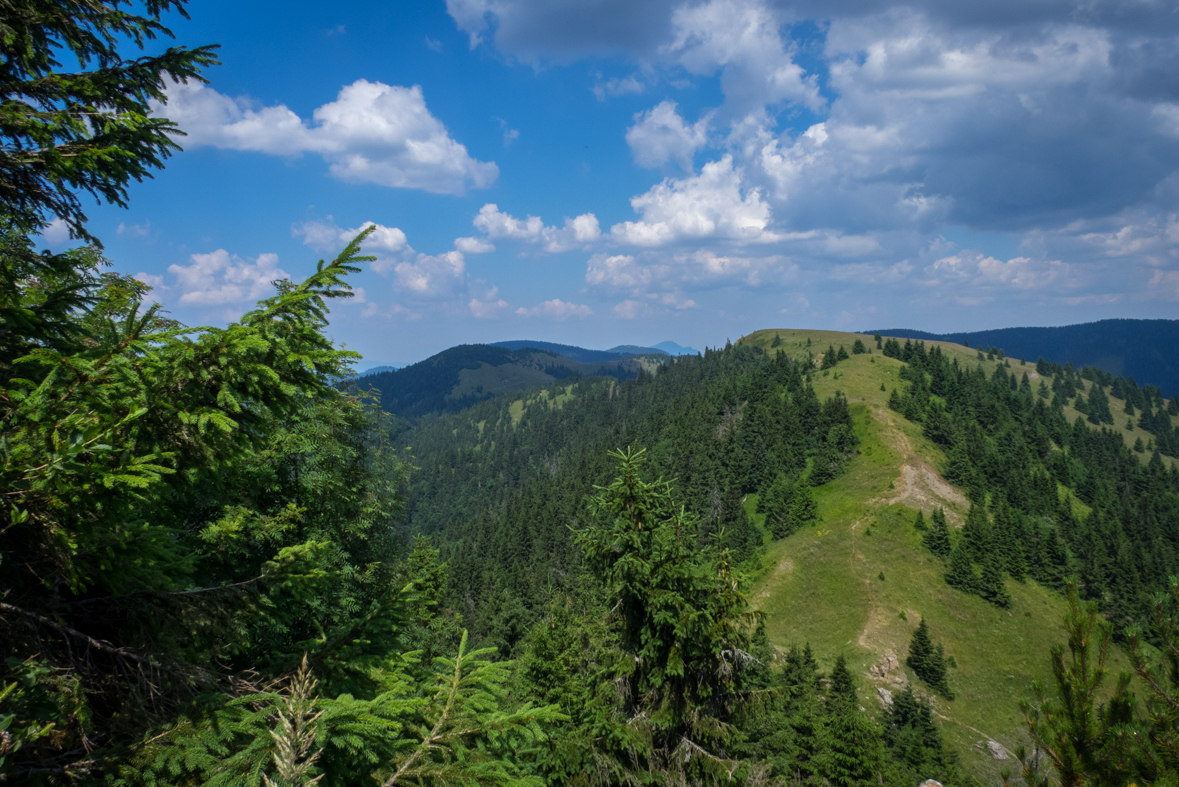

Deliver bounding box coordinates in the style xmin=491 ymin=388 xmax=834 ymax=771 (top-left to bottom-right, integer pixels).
xmin=606 ymin=344 xmax=669 ymax=356
xmin=652 ymin=341 xmax=700 ymax=356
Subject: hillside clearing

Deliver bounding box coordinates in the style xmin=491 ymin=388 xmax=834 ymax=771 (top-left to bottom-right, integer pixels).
xmin=742 ymin=328 xmax=1136 ymax=784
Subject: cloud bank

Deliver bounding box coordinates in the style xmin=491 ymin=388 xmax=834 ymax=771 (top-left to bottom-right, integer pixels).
xmin=155 ymin=79 xmax=497 ymax=195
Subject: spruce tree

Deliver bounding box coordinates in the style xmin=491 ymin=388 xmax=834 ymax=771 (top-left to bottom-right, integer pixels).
xmin=0 ymin=0 xmax=218 ymax=240
xmin=746 ymin=620 xmax=773 ymax=690
xmin=1006 ymin=512 xmax=1029 ymax=582
xmin=820 ymin=658 xmax=886 ymax=787
xmin=961 ymin=503 xmax=991 ymax=561
xmin=914 ymin=510 xmax=927 ymax=531
xmin=828 ymin=654 xmax=857 ymax=706
xmin=923 ymin=508 xmax=952 ymax=558
xmin=783 ymin=642 xmax=822 ymax=702
xmin=906 ymin=619 xmax=954 ymax=699
xmin=822 ymin=344 xmax=838 ymax=369
xmin=765 ymin=477 xmax=798 ymax=539
xmin=945 ymin=541 xmax=979 ymax=593
xmin=906 ymin=619 xmax=933 ymax=676
xmin=789 ymin=482 xmax=819 ymax=532
xmin=778 ymin=648 xmax=826 ymax=782
xmin=942 ymin=436 xmax=978 ymax=489
xmin=821 ymin=706 xmax=886 ymax=787
xmin=978 ymin=550 xmax=1012 ymax=608
xmin=883 ymin=686 xmax=960 ymax=785
xmin=1017 ymin=584 xmax=1134 ymax=787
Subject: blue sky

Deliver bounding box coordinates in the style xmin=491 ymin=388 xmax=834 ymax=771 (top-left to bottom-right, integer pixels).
xmin=44 ymin=0 xmax=1179 ymax=366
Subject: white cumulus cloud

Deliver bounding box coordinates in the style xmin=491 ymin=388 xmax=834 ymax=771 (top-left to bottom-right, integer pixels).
xmin=168 ymin=250 xmax=289 ymax=306
xmin=294 ymin=219 xmax=409 ymax=255
xmin=394 ymin=251 xmax=466 ymax=297
xmin=455 ymin=236 xmax=496 ymax=253
xmin=626 ymin=100 xmax=709 ymax=170
xmin=117 ymin=220 xmax=151 ymax=237
xmin=593 ymin=73 xmax=646 ymax=101
xmin=155 ymin=79 xmax=497 ymax=195
xmin=38 ymin=218 xmax=71 ymax=247
xmin=611 ymin=155 xmax=773 ymax=246
xmin=472 ymin=204 xmax=601 ymax=252
xmin=926 ymin=251 xmax=1070 ymax=291
xmin=515 ymin=298 xmax=593 ymax=318
xmin=613 ymin=299 xmax=648 ymax=319
xmin=663 ymin=0 xmax=824 ymax=115
xmin=469 ymin=287 xmax=509 ymax=317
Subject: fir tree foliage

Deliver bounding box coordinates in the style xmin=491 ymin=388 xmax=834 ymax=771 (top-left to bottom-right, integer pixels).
xmin=922 ymin=508 xmax=952 ymax=558
xmin=572 ymin=447 xmax=759 ymax=782
xmin=906 ymin=619 xmax=954 ymax=699
xmin=945 ymin=541 xmax=979 ymax=594
xmin=0 ymin=0 xmax=220 ymax=242
xmin=1017 ymin=584 xmax=1135 ymax=787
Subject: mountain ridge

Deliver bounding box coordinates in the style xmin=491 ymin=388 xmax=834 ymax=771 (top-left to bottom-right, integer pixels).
xmin=868 ymin=318 xmax=1179 ymax=395
xmin=358 ymin=343 xmax=664 ymax=419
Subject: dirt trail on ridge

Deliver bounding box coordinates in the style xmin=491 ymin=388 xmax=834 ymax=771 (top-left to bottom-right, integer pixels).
xmin=868 ymin=407 xmax=968 ymax=525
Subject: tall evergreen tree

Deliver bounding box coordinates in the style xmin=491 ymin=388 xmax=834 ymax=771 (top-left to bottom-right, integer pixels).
xmin=961 ymin=503 xmax=992 ymax=561
xmin=573 ymin=448 xmax=759 ymax=781
xmin=979 ymin=550 xmax=1012 ymax=608
xmin=922 ymin=508 xmax=952 ymax=558
xmin=820 ymin=656 xmax=886 ymax=787
xmin=1018 ymin=585 xmax=1135 ymax=787
xmin=883 ymin=686 xmax=961 ymax=786
xmin=828 ymin=654 xmax=857 ymax=706
xmin=906 ymin=619 xmax=954 ymax=699
xmin=946 ymin=542 xmax=979 ymax=593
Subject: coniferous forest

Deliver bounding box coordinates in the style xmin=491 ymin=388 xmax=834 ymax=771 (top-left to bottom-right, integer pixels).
xmin=8 ymin=3 xmax=1179 ymax=787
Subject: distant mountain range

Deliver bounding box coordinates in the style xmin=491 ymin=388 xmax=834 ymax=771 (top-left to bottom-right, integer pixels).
xmin=357 ymin=341 xmax=701 ymax=382
xmin=650 ymin=341 xmax=700 ymax=356
xmin=357 ymin=364 xmax=402 ymax=376
xmin=489 ymin=339 xmax=701 ymax=362
xmin=487 ymin=340 xmax=662 ymax=364
xmin=356 ymin=343 xmax=668 ymax=419
xmin=871 ymin=318 xmax=1179 ymax=394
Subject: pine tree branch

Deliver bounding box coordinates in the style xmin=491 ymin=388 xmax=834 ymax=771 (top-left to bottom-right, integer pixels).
xmin=382 ymin=632 xmax=467 ymax=787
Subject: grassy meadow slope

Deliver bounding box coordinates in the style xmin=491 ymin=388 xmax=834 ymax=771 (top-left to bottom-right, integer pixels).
xmin=737 ymin=329 xmax=1136 ymax=783
xmin=872 ymin=319 xmax=1179 ymax=396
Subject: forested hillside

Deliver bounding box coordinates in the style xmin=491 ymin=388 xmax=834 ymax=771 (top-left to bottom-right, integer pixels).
xmin=872 ymin=319 xmax=1179 ymax=396
xmin=10 ymin=2 xmax=1179 ymax=786
xmin=394 ymin=342 xmax=854 ymax=650
xmin=488 ymin=340 xmax=667 ymax=363
xmin=361 ymin=344 xmax=662 ymax=418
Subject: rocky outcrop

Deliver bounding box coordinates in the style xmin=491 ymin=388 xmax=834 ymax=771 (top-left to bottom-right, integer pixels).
xmin=974 ymin=740 xmax=1009 ymax=760
xmin=870 ymin=650 xmax=908 ymax=687
xmin=986 ymin=740 xmax=1009 ymax=760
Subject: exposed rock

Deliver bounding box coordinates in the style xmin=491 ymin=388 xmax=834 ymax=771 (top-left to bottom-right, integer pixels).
xmin=877 ymin=687 xmax=893 ymax=707
xmin=918 ymin=781 xmax=943 ymax=787
xmin=984 ymin=740 xmax=1009 ymax=760
xmin=870 ymin=650 xmax=909 ymax=686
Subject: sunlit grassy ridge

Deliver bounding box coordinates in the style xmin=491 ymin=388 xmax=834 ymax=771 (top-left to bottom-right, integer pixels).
xmin=738 ymin=328 xmax=1135 ymax=783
